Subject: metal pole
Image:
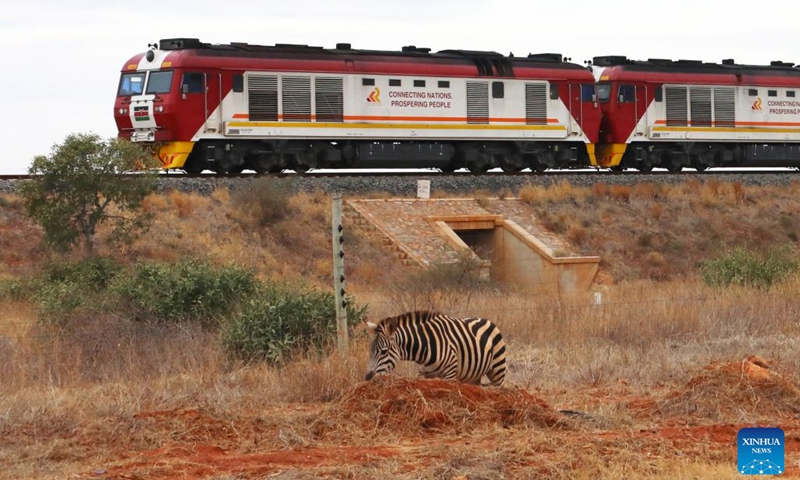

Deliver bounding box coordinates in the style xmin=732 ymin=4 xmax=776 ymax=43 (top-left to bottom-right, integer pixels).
xmin=332 ymin=195 xmax=348 ymax=357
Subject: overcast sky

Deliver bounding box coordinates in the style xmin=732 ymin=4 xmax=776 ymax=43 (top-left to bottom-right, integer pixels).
xmin=0 ymin=0 xmax=794 ymax=173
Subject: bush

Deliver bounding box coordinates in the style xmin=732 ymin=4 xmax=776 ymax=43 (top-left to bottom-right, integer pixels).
xmin=222 ymin=282 xmax=367 ymax=365
xmin=113 ymin=259 xmax=257 ymax=325
xmin=0 ymin=278 xmax=32 ymax=301
xmin=32 ymin=258 xmax=122 ymax=324
xmin=42 ymin=257 xmax=121 ymax=290
xmin=700 ymin=245 xmax=798 ymax=289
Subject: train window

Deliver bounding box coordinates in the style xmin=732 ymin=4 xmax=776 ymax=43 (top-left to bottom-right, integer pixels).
xmin=618 ymin=84 xmax=635 ymax=103
xmin=390 ymin=79 xmax=401 ymax=87
xmin=414 ymin=80 xmax=426 ymax=87
xmin=438 ymin=80 xmax=450 ymax=88
xmin=748 ymin=89 xmax=758 ymax=96
xmin=362 ymin=78 xmax=375 ymax=86
xmin=146 ymin=71 xmax=173 ymax=94
xmin=580 ymin=84 xmax=595 ymax=102
xmin=233 ymin=75 xmax=244 ymax=93
xmin=654 ymin=86 xmax=663 ymax=102
xmin=181 ymin=73 xmax=205 ymax=94
xmin=118 ymin=73 xmax=145 ymax=96
xmin=768 ymin=90 xmax=777 ymax=97
xmin=492 ymin=81 xmax=504 ymax=99
xmin=550 ymin=84 xmax=559 ymax=99
xmin=788 ymin=91 xmax=796 ymax=98
xmin=596 ymin=83 xmax=611 ymax=103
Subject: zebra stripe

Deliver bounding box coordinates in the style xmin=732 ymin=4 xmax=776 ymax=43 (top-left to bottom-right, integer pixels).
xmin=365 ymin=311 xmax=507 ymax=386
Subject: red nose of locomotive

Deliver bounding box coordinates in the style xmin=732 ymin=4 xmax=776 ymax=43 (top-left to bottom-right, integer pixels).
xmin=114 ymin=44 xmax=192 ymax=169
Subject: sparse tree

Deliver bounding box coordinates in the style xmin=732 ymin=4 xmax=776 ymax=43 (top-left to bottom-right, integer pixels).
xmin=19 ymin=133 xmax=160 ymax=255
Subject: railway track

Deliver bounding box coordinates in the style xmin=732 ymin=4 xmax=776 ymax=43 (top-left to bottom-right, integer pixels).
xmin=1 ymin=168 xmax=798 ymax=181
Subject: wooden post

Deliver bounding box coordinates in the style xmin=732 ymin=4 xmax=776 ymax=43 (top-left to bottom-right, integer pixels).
xmin=332 ymin=195 xmax=348 ymax=357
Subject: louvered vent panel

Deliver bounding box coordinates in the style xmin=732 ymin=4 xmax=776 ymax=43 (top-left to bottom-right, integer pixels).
xmin=467 ymin=81 xmax=489 ymax=124
xmin=314 ymin=77 xmax=343 ymax=122
xmin=665 ymin=86 xmax=688 ymax=127
xmin=713 ymin=87 xmax=735 ymax=127
xmin=282 ymin=76 xmax=311 ymax=121
xmin=525 ymin=83 xmax=547 ymax=125
xmin=248 ymin=75 xmax=278 ymax=121
xmin=690 ymin=87 xmax=712 ymax=127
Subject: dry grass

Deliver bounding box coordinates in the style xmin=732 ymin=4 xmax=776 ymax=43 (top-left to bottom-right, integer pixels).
xmin=3 ymin=183 xmax=800 ymax=478
xmin=2 ymin=279 xmax=800 ymax=478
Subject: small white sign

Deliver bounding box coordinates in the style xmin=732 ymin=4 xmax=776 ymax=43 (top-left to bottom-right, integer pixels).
xmin=593 ymin=292 xmax=603 ymax=305
xmin=417 ymin=180 xmax=431 ymax=199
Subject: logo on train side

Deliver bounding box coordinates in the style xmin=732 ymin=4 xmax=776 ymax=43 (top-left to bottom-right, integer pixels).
xmin=752 ymin=97 xmax=762 ymax=110
xmin=738 ymin=427 xmax=784 ymax=475
xmin=367 ymin=87 xmax=381 ymax=104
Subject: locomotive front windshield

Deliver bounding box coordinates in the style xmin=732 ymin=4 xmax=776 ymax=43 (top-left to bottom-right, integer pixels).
xmin=146 ymin=71 xmax=173 ymax=94
xmin=118 ymin=73 xmax=145 ymax=96
xmin=597 ymin=83 xmax=611 ymax=103
xmin=117 ymin=71 xmax=173 ymax=96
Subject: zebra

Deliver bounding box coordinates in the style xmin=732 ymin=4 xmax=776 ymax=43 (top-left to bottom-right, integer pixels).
xmin=364 ymin=310 xmax=507 ymax=386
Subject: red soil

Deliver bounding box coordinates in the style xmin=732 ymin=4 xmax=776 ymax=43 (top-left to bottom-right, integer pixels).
xmin=35 ymin=361 xmax=800 ymax=479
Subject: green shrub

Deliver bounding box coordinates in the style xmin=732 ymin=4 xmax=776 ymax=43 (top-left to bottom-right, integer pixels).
xmin=0 ymin=278 xmax=31 ymax=301
xmin=700 ymin=245 xmax=798 ymax=289
xmin=41 ymin=257 xmax=121 ymax=290
xmin=222 ymin=282 xmax=367 ymax=365
xmin=31 ymin=258 xmax=122 ymax=324
xmin=113 ymin=259 xmax=257 ymax=325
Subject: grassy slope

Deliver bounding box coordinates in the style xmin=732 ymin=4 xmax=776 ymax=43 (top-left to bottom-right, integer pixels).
xmin=1 ymin=180 xmax=800 ymax=479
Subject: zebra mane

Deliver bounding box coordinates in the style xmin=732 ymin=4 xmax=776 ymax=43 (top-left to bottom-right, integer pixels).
xmin=384 ymin=310 xmax=442 ymax=327
xmin=373 ymin=311 xmax=445 ymax=336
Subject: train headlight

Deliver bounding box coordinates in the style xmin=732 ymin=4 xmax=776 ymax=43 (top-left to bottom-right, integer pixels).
xmin=118 ymin=108 xmax=127 ymax=115
xmin=155 ymin=105 xmax=164 ymax=113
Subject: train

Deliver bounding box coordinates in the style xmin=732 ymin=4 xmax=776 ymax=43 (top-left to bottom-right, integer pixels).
xmin=592 ymin=56 xmax=800 ymax=172
xmin=114 ymin=38 xmax=800 ymax=173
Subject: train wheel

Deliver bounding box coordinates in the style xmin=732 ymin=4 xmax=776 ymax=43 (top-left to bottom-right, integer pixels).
xmin=183 ymin=163 xmax=204 ymax=174
xmin=638 ymin=165 xmax=653 ymax=173
xmin=667 ymin=165 xmax=683 ymax=173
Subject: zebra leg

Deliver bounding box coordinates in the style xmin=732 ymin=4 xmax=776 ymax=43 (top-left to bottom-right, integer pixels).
xmin=486 ymin=358 xmax=507 ymax=386
xmin=418 ymin=366 xmax=438 ymax=379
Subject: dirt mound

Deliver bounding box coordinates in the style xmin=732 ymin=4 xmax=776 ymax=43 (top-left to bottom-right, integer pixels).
xmin=320 ymin=377 xmax=565 ymax=437
xmin=131 ymin=408 xmax=241 ymax=446
xmin=660 ymin=357 xmax=800 ymax=421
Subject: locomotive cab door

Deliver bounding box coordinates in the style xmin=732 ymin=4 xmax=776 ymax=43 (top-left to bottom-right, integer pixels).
xmin=568 ymin=83 xmax=598 ymax=136
xmin=616 ymin=84 xmax=643 ymax=138
xmin=567 ymin=84 xmax=579 ymax=135
xmin=179 ymin=71 xmax=220 ymax=135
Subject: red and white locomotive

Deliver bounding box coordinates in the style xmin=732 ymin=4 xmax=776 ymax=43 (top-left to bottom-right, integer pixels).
xmin=114 ymin=38 xmax=600 ymax=173
xmin=592 ymin=56 xmax=800 ymax=171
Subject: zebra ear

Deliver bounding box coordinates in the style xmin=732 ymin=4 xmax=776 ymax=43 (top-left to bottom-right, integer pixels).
xmin=366 ymin=321 xmax=378 ymax=334
xmin=384 ymin=317 xmax=399 ymax=336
